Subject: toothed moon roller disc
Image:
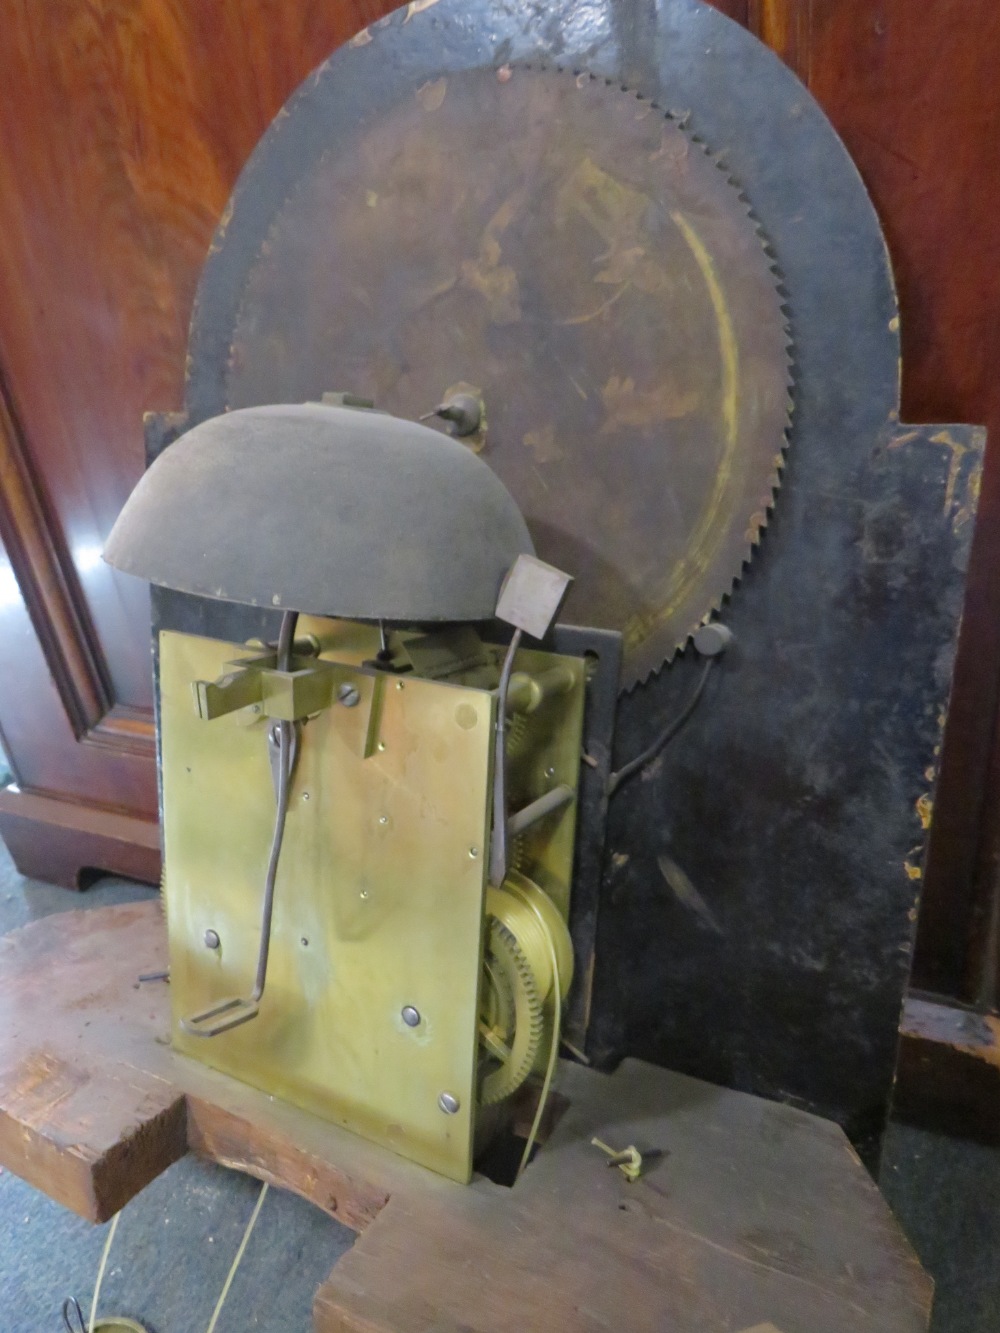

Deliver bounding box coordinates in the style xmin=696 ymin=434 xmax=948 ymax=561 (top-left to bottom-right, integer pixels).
xmin=222 ymin=65 xmax=792 ymax=686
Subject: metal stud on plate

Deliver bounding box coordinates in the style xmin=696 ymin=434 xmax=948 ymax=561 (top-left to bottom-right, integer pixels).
xmin=438 ymin=1091 xmax=460 ymax=1114
xmin=401 ymin=1006 xmax=421 ymax=1027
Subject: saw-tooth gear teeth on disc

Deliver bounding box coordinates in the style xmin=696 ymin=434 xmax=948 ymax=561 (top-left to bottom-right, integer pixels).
xmin=226 ymin=65 xmax=792 ymax=686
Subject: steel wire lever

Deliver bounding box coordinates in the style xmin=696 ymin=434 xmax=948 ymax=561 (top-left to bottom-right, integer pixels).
xmin=488 ymin=556 xmax=573 ymax=888
xmin=182 ymin=612 xmax=299 ymax=1038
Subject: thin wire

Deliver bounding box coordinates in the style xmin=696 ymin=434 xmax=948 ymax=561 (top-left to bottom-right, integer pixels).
xmin=73 ymin=1180 xmax=267 ymax=1333
xmin=88 ymin=1211 xmax=120 ymax=1333
xmin=275 ymin=610 xmax=297 ymax=672
xmin=516 ymin=902 xmax=562 ymax=1181
xmin=63 ymin=1297 xmax=85 ymax=1333
xmin=252 ymin=610 xmax=298 ymax=1001
xmin=205 ymin=1181 xmax=270 ymax=1333
xmin=489 ymin=628 xmax=523 ymax=888
xmin=608 ymin=657 xmax=714 ymax=795
xmin=252 ymin=720 xmax=293 ymax=1001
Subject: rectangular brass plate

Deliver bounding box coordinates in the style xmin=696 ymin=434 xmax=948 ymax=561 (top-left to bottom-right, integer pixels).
xmin=161 ymin=627 xmax=496 ymax=1183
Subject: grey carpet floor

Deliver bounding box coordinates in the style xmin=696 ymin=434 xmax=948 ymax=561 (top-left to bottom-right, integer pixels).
xmin=0 ymin=838 xmax=996 ymax=1331
xmin=881 ymin=1121 xmax=1000 ymax=1333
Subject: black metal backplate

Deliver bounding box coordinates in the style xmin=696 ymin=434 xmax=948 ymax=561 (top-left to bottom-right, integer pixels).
xmin=596 ymin=419 xmax=981 ymax=1162
xmin=151 ymin=0 xmax=984 ymax=1156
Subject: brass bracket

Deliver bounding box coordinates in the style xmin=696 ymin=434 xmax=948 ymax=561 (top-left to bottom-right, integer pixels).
xmin=193 ymin=655 xmax=357 ymax=723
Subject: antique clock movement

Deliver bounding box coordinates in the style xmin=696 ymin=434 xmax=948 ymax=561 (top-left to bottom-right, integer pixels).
xmin=103 ymin=0 xmax=977 ymax=1184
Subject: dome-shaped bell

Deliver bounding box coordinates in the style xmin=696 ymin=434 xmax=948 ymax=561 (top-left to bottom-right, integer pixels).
xmin=104 ymin=402 xmax=533 ymax=621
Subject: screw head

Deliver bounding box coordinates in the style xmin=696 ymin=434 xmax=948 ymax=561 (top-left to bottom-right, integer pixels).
xmin=469 ymin=846 xmax=479 ymax=859
xmin=401 ymin=1006 xmax=421 ymax=1027
xmin=302 ymin=792 xmax=310 ymax=801
xmin=377 ymin=740 xmax=386 ymax=752
xmin=378 ymin=815 xmax=388 ymax=826
xmin=204 ymin=929 xmax=220 ymax=950
xmin=438 ymin=1091 xmax=460 ymax=1114
xmin=337 ymin=682 xmax=360 ymax=708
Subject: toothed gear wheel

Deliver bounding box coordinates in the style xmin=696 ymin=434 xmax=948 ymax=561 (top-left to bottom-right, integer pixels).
xmin=478 ymin=918 xmax=544 ymax=1106
xmin=482 ymin=946 xmax=516 ymax=1037
xmin=225 ymin=63 xmax=792 ymax=687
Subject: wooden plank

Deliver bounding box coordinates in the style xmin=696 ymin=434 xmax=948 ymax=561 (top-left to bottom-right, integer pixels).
xmin=320 ymin=1059 xmax=932 ymax=1331
xmin=186 ymin=1098 xmax=392 ymax=1235
xmin=0 ymin=1051 xmax=185 ymax=1221
xmin=0 ymin=902 xmax=930 ymax=1331
xmin=0 ymin=786 xmax=160 ymax=888
xmin=894 ymin=994 xmax=1000 ymax=1144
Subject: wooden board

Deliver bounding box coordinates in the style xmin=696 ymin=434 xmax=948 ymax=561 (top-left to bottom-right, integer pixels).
xmin=894 ymin=994 xmax=1000 ymax=1145
xmin=0 ymin=902 xmax=930 ymax=1331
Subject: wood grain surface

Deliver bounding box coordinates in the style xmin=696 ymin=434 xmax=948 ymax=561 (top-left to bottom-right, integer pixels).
xmin=0 ymin=901 xmax=931 ymax=1332
xmin=0 ymin=1 xmax=395 ymax=879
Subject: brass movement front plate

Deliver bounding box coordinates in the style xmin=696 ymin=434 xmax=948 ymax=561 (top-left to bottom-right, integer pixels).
xmin=160 ymin=620 xmax=584 ymax=1182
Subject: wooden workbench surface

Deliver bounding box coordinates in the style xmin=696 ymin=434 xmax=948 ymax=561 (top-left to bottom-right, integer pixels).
xmin=0 ymin=903 xmax=930 ymax=1331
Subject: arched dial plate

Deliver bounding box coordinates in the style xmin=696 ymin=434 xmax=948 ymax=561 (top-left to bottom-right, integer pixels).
xmin=225 ymin=65 xmax=792 ymax=686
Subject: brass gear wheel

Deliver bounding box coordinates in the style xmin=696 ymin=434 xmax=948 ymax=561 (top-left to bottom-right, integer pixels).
xmin=477 ymin=872 xmax=574 ymax=1107
xmin=479 ymin=918 xmax=544 ymax=1106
